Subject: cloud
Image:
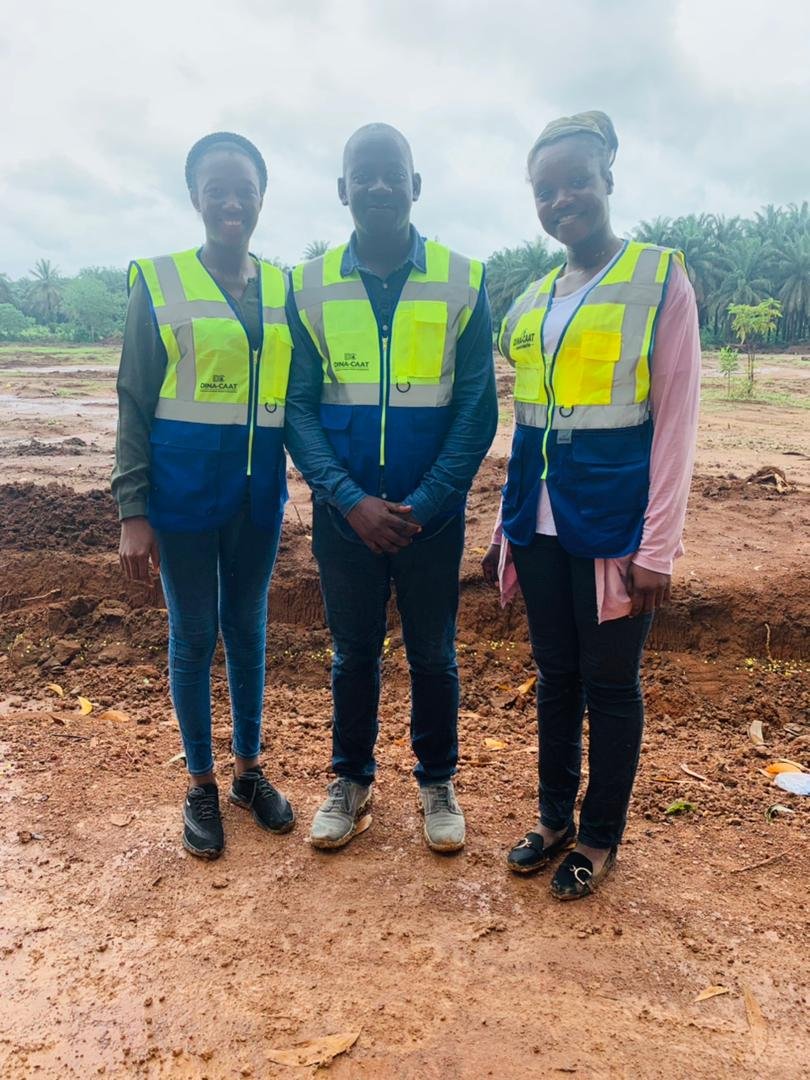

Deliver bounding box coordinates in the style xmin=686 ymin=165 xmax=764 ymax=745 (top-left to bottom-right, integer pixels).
xmin=0 ymin=0 xmax=806 ymax=276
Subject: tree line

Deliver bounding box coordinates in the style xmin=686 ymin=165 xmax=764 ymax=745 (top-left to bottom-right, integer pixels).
xmin=1 ymin=205 xmax=807 ymax=345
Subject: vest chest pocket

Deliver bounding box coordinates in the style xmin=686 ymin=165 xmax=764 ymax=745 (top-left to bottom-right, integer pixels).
xmin=259 ymin=324 xmax=293 ymax=404
xmin=513 ymin=355 xmax=544 ymax=403
xmin=323 ymin=299 xmax=380 ymax=384
xmin=581 ymin=330 xmax=622 ymax=363
xmin=393 ymin=301 xmax=447 ymax=383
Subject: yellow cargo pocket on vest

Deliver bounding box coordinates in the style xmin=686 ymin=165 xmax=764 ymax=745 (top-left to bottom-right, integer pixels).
xmin=581 ymin=330 xmax=622 ymax=363
xmin=260 ymin=324 xmax=293 ymax=404
xmin=513 ymin=357 xmax=543 ymax=403
xmin=394 ymin=301 xmax=447 ymax=383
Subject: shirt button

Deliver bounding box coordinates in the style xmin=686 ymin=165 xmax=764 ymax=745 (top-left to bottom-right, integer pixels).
xmin=383 ymin=283 xmax=388 ymax=289
xmin=382 ymin=324 xmax=389 ymax=332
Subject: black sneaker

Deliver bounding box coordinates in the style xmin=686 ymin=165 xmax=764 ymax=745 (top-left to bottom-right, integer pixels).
xmin=182 ymin=783 xmax=224 ymax=860
xmin=229 ymin=766 xmax=295 ymax=834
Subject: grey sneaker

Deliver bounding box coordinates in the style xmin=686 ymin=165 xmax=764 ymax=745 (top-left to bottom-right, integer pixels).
xmin=419 ymin=781 xmax=465 ymax=852
xmin=310 ymin=778 xmax=372 ymax=850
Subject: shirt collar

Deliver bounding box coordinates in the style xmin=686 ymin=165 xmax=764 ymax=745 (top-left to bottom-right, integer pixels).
xmin=341 ymin=225 xmax=426 ymax=277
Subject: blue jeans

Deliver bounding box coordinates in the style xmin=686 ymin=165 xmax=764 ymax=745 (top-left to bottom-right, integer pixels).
xmin=512 ymin=535 xmax=653 ymax=849
xmin=157 ymin=505 xmax=281 ymax=777
xmin=312 ymin=502 xmax=464 ymax=787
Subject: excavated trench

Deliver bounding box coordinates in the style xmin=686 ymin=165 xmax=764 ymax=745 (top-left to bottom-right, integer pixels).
xmin=0 ymin=483 xmax=806 ymax=676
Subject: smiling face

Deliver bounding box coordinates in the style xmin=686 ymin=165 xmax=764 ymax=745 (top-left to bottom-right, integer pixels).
xmin=338 ymin=129 xmax=421 ymax=241
xmin=529 ymin=134 xmax=613 ymax=249
xmin=190 ymin=148 xmax=263 ymax=249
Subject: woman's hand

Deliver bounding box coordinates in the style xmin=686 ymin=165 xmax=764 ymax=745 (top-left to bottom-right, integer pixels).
xmin=119 ymin=517 xmax=160 ymax=582
xmin=482 ymin=543 xmax=501 ymax=586
xmin=627 ymin=563 xmax=670 ymax=616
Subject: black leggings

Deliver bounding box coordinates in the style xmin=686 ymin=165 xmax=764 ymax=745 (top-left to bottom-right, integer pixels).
xmin=512 ymin=535 xmax=653 ymax=849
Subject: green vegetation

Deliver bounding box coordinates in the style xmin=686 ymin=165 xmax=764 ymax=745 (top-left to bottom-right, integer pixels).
xmin=728 ymin=298 xmax=782 ymax=393
xmin=3 ymin=204 xmax=809 ymax=345
xmin=0 ymin=264 xmax=127 ymax=344
xmin=487 ymin=203 xmax=810 ymax=346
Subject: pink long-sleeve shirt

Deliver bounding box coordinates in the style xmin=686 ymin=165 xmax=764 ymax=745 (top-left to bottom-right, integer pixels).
xmin=492 ymin=261 xmax=701 ymax=622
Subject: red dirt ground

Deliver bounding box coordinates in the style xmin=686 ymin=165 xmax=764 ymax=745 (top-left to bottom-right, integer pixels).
xmin=1 ymin=350 xmax=808 ymax=1078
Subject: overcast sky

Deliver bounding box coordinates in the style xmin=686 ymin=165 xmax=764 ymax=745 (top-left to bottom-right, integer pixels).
xmin=2 ymin=0 xmax=808 ymax=278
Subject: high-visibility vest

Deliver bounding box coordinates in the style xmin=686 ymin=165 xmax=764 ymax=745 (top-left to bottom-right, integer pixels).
xmin=292 ymin=240 xmax=482 ymax=525
xmin=129 ymin=248 xmax=292 ymax=533
xmin=498 ymin=241 xmax=684 ymax=557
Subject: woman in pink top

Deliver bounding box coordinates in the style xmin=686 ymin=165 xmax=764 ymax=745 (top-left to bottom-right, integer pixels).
xmin=482 ymin=112 xmax=700 ymax=898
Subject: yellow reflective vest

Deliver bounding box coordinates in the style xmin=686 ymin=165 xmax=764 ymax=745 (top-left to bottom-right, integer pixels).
xmin=129 ymin=249 xmax=291 ymax=532
xmin=291 ymin=239 xmax=483 ymax=504
xmin=498 ymin=241 xmax=684 ymax=556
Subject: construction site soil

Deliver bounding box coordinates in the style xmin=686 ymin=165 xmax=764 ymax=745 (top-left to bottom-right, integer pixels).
xmin=1 ymin=348 xmax=808 ymax=1078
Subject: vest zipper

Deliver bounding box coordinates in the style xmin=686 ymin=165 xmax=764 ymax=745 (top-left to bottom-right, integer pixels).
xmin=537 ymin=243 xmax=628 ymax=479
xmin=379 ymin=333 xmax=390 ymax=474
xmin=246 ymin=345 xmax=256 ymax=476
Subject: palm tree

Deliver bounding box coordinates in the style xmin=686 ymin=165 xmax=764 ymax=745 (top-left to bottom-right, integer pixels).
xmin=486 ymin=238 xmax=560 ymax=326
xmin=0 ymin=273 xmax=13 ymax=305
xmin=769 ymin=234 xmax=810 ymax=341
xmin=28 ymin=259 xmax=63 ymax=328
xmin=303 ymin=240 xmax=330 ymax=260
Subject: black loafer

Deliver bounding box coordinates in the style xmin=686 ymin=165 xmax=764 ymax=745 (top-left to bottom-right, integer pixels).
xmin=506 ymin=821 xmax=577 ymax=875
xmin=550 ymin=847 xmax=617 ymax=900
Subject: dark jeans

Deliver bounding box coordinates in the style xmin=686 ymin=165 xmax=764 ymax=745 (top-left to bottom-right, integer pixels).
xmin=312 ymin=502 xmax=464 ymax=787
xmin=158 ymin=506 xmax=281 ymax=776
xmin=512 ymin=534 xmax=653 ymax=849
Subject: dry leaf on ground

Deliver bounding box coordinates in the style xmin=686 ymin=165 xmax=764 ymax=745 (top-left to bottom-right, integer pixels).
xmin=484 ymin=737 xmax=508 ymax=750
xmin=748 ymin=720 xmax=765 ymax=746
xmin=109 ymin=813 xmax=133 ymax=828
xmin=694 ymin=985 xmax=731 ymax=1002
xmin=680 ymin=764 xmax=707 ymax=781
xmin=517 ymin=674 xmax=537 ymax=696
xmin=46 ymin=683 xmax=64 ymax=697
xmin=76 ymin=696 xmax=93 ymax=715
xmin=742 ymin=985 xmax=767 ymax=1058
xmin=164 ymin=752 xmax=186 ymax=766
xmin=96 ymin=709 xmax=130 ymax=724
xmin=266 ymin=1031 xmax=360 ymax=1068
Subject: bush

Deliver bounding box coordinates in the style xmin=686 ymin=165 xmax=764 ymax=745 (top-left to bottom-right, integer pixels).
xmin=0 ymin=303 xmax=35 ymax=340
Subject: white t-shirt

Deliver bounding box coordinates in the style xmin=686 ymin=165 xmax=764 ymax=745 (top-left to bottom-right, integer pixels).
xmin=535 ymin=254 xmax=619 ymax=535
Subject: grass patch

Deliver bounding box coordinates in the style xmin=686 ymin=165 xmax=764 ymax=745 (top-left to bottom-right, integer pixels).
xmin=701 ymin=385 xmax=810 ymax=410
xmin=0 ymin=345 xmax=119 ymax=366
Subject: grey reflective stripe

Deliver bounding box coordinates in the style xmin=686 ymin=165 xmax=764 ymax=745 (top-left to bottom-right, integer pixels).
xmin=154 ymin=299 xmax=232 ymax=324
xmin=262 ymin=307 xmax=288 ymax=325
xmin=515 ymin=401 xmax=650 ymax=430
xmin=579 ymin=246 xmax=666 ymax=408
xmin=552 ymin=401 xmax=650 ymax=430
xmin=388 ymin=382 xmax=453 ymax=408
xmin=255 ymin=404 xmax=285 ymax=428
xmin=515 ymin=402 xmax=548 ymax=427
xmin=154 ymin=398 xmax=248 ymax=424
xmin=151 ymin=255 xmax=187 ymax=308
xmin=592 ymin=282 xmax=666 ymax=306
xmin=321 ymin=382 xmax=379 ymax=406
xmin=501 ymin=282 xmax=549 ymax=361
xmin=173 ymin=323 xmax=197 ymax=401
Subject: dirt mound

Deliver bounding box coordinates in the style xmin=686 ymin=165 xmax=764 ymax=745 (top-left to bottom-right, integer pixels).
xmin=0 ymin=482 xmax=119 ymax=552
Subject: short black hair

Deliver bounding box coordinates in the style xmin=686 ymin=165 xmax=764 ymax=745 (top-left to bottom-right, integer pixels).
xmin=185 ymin=132 xmax=268 ymax=194
xmin=342 ymin=123 xmax=414 ymax=177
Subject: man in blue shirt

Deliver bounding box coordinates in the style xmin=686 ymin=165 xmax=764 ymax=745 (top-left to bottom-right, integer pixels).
xmin=285 ymin=123 xmax=497 ymax=853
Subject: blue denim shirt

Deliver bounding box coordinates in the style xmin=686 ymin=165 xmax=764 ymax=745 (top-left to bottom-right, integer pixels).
xmin=284 ymin=227 xmax=497 ymax=526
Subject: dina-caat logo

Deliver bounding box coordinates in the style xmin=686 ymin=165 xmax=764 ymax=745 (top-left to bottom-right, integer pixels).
xmin=334 ymin=353 xmax=370 ymax=370
xmin=200 ymin=373 xmax=238 ymax=392
xmin=512 ymin=330 xmax=535 ymax=350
